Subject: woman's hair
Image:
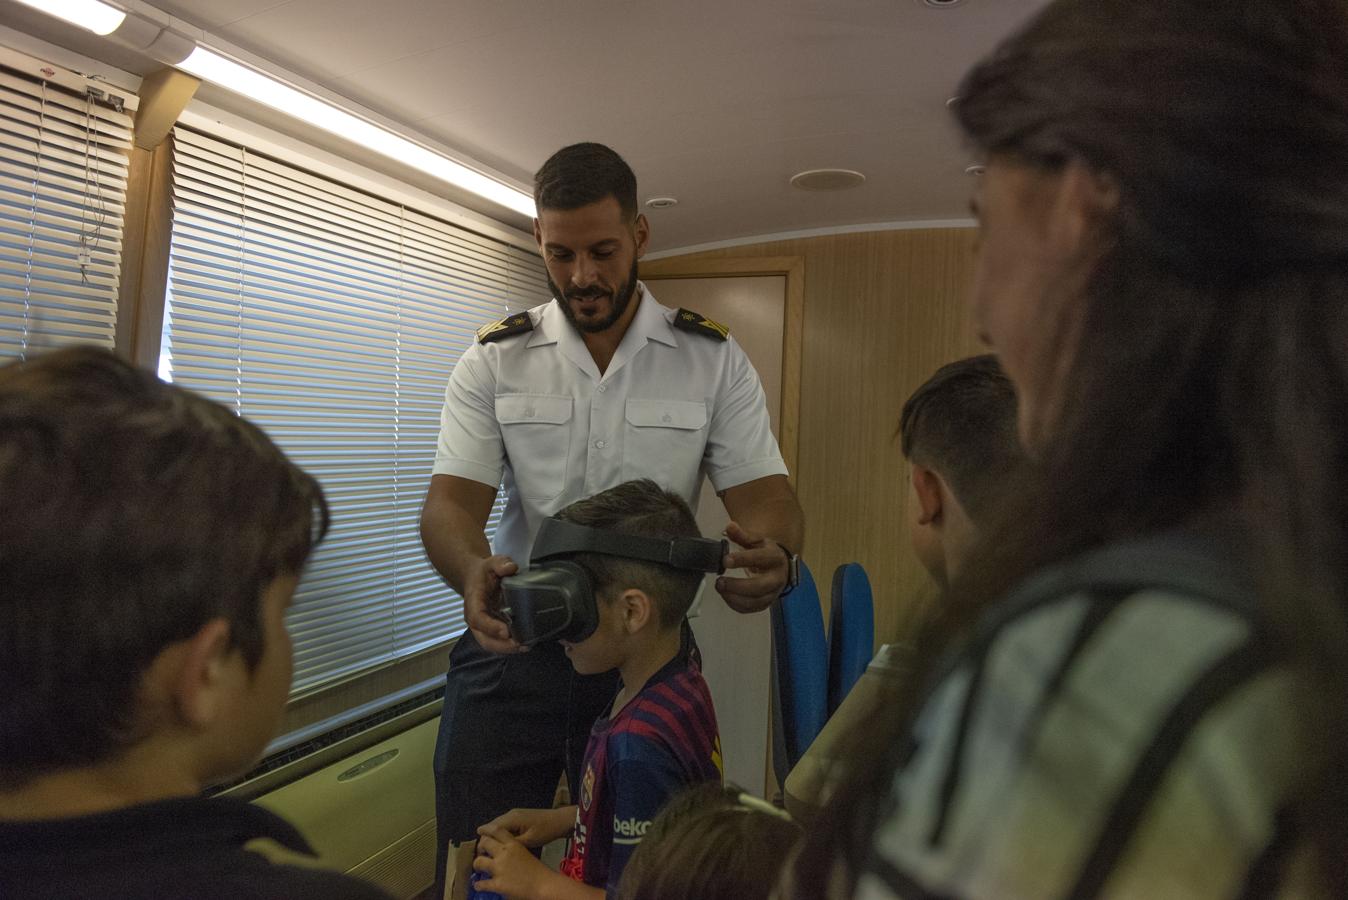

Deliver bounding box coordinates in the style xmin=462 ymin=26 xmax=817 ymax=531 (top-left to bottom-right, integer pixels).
xmin=615 ymin=783 xmax=802 ymax=900
xmin=789 ymin=0 xmax=1348 ymax=894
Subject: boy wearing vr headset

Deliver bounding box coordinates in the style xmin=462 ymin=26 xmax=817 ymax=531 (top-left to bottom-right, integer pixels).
xmin=472 ymin=480 xmax=723 ymax=899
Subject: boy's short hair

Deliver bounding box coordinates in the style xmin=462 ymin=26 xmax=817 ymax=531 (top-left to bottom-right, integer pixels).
xmin=554 ymin=479 xmax=703 ymax=629
xmin=616 ymin=782 xmax=803 ymax=900
xmin=533 ymin=142 xmax=639 ymax=222
xmin=898 ymin=354 xmax=1022 ymax=519
xmin=0 ymin=347 xmax=327 ymax=789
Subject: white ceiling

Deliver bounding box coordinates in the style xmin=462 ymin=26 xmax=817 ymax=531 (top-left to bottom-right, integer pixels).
xmin=0 ymin=0 xmax=1048 ymax=252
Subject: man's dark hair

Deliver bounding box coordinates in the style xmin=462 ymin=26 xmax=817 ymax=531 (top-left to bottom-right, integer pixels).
xmin=0 ymin=347 xmax=328 ymax=788
xmin=533 ymin=142 xmax=638 ymax=221
xmin=555 ymin=479 xmax=703 ymax=629
xmin=898 ymin=354 xmax=1022 ymax=519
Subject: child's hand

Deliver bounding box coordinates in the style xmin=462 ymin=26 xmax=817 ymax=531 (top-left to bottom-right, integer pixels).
xmin=479 ymin=806 xmax=574 ymax=848
xmin=474 ymin=826 xmax=554 ymax=899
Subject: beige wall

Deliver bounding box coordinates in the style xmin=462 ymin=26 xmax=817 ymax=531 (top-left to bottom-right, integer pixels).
xmin=643 ymin=227 xmax=982 ymax=647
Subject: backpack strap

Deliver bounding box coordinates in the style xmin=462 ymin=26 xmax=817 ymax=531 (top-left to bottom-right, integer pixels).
xmin=946 ymin=528 xmax=1273 ymax=897
xmin=991 ymin=528 xmax=1259 ymax=630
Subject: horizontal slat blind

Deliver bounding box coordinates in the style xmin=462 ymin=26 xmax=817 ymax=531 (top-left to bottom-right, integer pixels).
xmin=0 ymin=67 xmax=131 ymax=360
xmin=162 ymin=127 xmax=545 ymax=694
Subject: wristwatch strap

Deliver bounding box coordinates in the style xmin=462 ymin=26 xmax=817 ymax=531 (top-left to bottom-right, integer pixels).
xmin=774 ymin=541 xmax=800 ymax=594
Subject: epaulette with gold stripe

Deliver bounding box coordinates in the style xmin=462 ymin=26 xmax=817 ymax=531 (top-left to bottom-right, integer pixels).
xmin=476 ymin=312 xmax=534 ymax=344
xmin=672 ymin=308 xmax=729 ymax=342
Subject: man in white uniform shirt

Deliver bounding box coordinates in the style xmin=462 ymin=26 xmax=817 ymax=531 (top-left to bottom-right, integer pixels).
xmin=420 ymin=142 xmax=805 ymax=889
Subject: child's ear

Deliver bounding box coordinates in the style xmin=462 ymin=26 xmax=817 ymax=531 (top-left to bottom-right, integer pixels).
xmin=618 ymin=588 xmax=654 ymax=634
xmin=170 ymin=618 xmax=237 ymax=729
xmin=912 ymin=465 xmax=945 ymax=527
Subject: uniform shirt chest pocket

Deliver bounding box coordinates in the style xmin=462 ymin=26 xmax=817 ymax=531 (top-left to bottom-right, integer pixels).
xmin=621 ymin=399 xmax=709 ymax=496
xmin=496 ymin=393 xmax=573 ymax=501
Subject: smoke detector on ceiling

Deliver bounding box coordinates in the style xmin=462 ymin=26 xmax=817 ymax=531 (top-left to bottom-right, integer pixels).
xmin=645 ymin=197 xmax=678 ymax=209
xmin=789 ymin=169 xmax=867 ymax=192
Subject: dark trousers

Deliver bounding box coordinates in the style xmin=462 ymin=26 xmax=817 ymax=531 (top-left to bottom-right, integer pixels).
xmin=432 ymin=632 xmax=617 ymax=893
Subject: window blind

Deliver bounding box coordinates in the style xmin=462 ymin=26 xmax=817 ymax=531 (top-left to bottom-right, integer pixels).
xmin=0 ymin=67 xmax=131 ymax=359
xmin=161 ymin=127 xmax=547 ymax=694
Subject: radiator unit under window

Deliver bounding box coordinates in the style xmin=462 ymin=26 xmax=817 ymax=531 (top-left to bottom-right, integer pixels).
xmin=224 ymin=712 xmax=441 ymax=899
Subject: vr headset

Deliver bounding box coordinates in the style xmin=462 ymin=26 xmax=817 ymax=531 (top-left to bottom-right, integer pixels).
xmin=498 ymin=518 xmax=727 ymax=647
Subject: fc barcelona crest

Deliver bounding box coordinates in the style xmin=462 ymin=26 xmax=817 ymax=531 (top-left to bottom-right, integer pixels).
xmin=581 ymin=764 xmax=595 ymax=811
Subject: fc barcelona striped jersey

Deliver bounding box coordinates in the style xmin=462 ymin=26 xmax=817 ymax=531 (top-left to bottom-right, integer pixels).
xmin=559 ymin=642 xmax=722 ymax=897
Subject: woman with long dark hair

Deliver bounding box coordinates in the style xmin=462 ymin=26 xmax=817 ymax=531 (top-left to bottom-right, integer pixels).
xmin=785 ymin=0 xmax=1348 ymax=896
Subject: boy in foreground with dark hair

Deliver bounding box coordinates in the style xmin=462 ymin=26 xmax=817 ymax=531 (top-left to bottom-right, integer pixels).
xmin=472 ymin=479 xmax=723 ymax=899
xmin=0 ymin=347 xmax=389 ymax=900
xmin=899 ymin=354 xmax=1023 ymax=586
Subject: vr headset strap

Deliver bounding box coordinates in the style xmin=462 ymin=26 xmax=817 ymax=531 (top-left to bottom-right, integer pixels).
xmin=531 ymin=520 xmax=725 ymax=574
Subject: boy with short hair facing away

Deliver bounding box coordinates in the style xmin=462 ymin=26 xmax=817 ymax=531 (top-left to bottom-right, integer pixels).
xmin=473 ymin=479 xmax=723 ymax=899
xmin=899 ymin=354 xmax=1023 ymax=587
xmin=0 ymin=347 xmax=389 ymax=900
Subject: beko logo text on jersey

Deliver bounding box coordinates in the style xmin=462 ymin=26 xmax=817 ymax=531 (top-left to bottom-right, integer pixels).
xmin=611 ymin=817 xmax=651 ymax=845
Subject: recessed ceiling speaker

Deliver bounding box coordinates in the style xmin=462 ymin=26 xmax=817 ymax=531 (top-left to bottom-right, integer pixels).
xmin=789 ymin=169 xmax=867 ymax=191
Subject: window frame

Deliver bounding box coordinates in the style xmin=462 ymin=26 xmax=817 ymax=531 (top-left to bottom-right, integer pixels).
xmin=137 ymin=102 xmax=542 ymax=743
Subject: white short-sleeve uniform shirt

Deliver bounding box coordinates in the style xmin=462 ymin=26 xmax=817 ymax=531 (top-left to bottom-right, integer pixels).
xmin=433 ymin=283 xmax=788 ymax=561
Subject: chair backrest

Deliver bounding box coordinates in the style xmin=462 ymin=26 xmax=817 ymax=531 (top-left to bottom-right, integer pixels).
xmin=828 ymin=562 xmax=875 ymax=714
xmin=769 ymin=560 xmax=828 ymax=786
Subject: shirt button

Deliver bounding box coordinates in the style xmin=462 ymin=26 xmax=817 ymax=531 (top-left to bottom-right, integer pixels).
xmin=595 ymin=440 xmax=606 ymax=449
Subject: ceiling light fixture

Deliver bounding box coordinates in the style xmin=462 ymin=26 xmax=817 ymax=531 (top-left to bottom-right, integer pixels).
xmin=177 ymin=47 xmax=536 ymax=217
xmin=789 ymin=169 xmax=866 ymax=192
xmin=964 ymin=164 xmax=986 ymax=175
xmin=921 ymin=0 xmax=966 ymax=8
xmin=14 ymin=0 xmax=537 ymax=219
xmin=645 ymin=197 xmax=678 ymax=209
xmin=11 ymin=0 xmax=126 ymax=35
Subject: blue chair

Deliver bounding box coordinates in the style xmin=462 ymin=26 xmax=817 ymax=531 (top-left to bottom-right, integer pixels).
xmin=770 ymin=561 xmax=828 ymax=787
xmin=827 ymin=562 xmax=875 ymax=714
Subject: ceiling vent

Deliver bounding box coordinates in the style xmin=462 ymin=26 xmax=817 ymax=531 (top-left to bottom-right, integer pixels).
xmin=789 ymin=169 xmax=866 ymax=192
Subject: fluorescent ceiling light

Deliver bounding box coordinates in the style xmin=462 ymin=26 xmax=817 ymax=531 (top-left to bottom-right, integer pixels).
xmin=178 ymin=46 xmax=536 ymax=219
xmin=12 ymin=0 xmax=126 ymax=35
xmin=14 ymin=1 xmax=534 ymax=219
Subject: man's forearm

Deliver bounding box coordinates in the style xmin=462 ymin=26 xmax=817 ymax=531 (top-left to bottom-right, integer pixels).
xmin=422 ymin=508 xmax=489 ymax=594
xmin=734 ymin=493 xmax=805 ymax=556
xmin=722 ymin=475 xmax=806 ymax=555
xmin=420 ymin=478 xmax=496 ymax=594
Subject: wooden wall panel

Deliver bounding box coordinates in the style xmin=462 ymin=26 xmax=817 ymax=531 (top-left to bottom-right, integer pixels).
xmin=643 ymin=228 xmax=982 ymax=647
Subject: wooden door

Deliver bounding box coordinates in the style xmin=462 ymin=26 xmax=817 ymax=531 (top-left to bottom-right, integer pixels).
xmin=642 ymin=272 xmax=790 ymax=795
